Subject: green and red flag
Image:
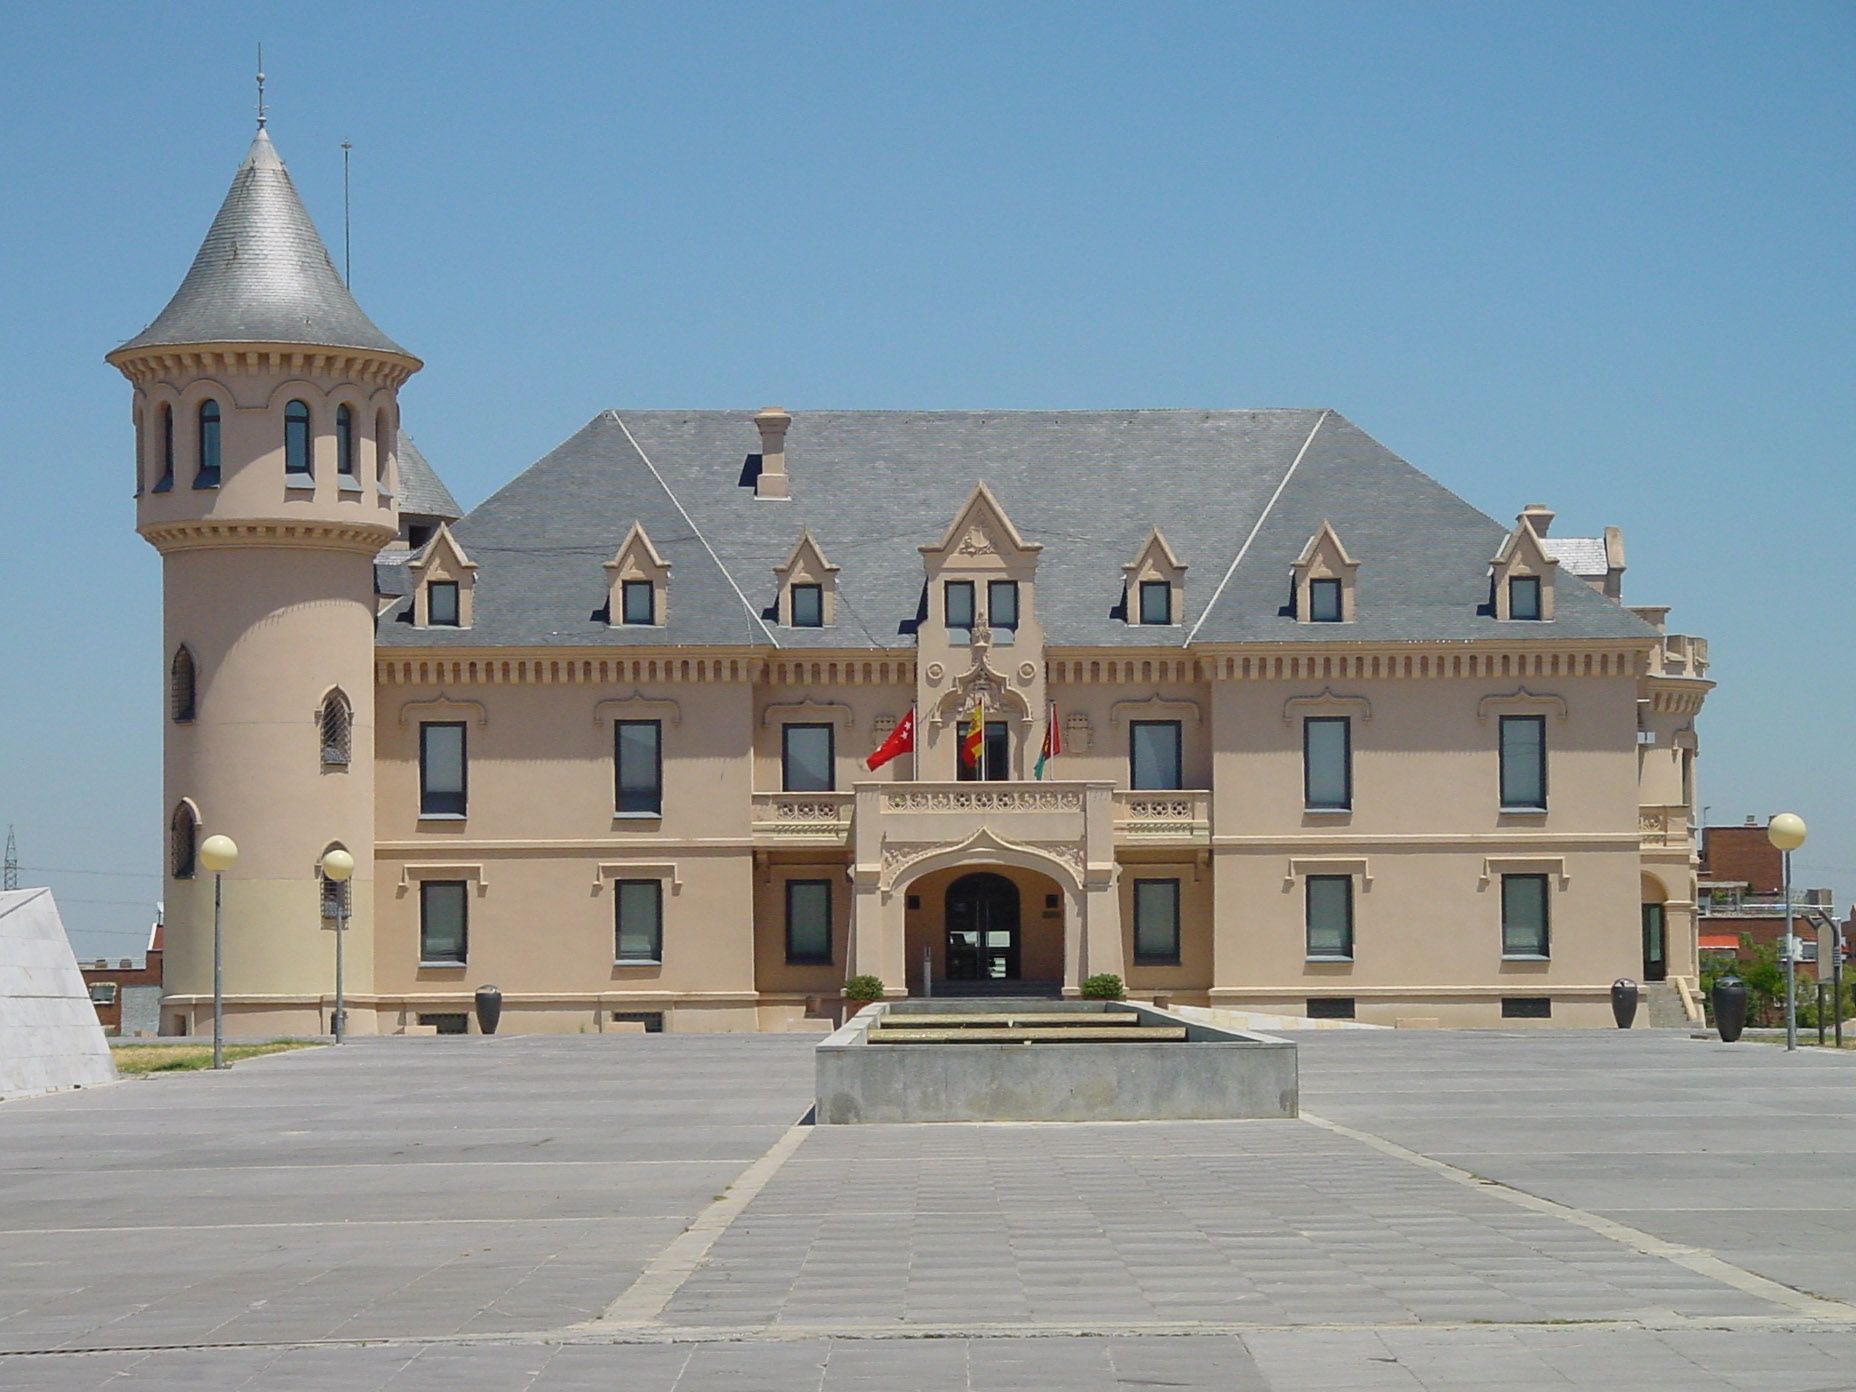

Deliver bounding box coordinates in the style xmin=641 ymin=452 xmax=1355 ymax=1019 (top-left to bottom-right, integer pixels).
xmin=1034 ymin=703 xmax=1062 ymax=779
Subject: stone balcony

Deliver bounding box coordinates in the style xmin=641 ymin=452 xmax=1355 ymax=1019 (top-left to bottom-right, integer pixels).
xmin=1638 ymin=804 xmax=1693 ymax=850
xmin=749 ymin=791 xmax=854 ymax=846
xmin=1113 ymin=789 xmax=1212 ymax=846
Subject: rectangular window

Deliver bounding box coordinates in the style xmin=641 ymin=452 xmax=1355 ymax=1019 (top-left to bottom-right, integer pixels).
xmin=419 ymin=722 xmax=467 ymax=817
xmin=614 ymin=720 xmax=662 ymax=815
xmin=944 ymin=580 xmax=975 ymax=630
xmin=956 ymin=721 xmax=1010 ymax=782
xmin=320 ymin=875 xmax=349 ymax=919
xmin=1501 ymin=996 xmax=1552 ymax=1019
xmin=615 ymin=879 xmax=664 ymax=962
xmin=419 ymin=881 xmax=468 ymax=964
xmin=1498 ymin=715 xmax=1547 ymax=810
xmin=1509 ymin=575 xmax=1542 ymax=621
xmin=785 ymin=879 xmax=833 ymax=965
xmin=781 ymin=723 xmax=834 ymax=792
xmin=790 ymin=583 xmax=823 ymax=628
xmin=621 ymin=580 xmax=655 ymax=625
xmin=1129 ymin=721 xmax=1183 ymax=791
xmin=1302 ymin=717 xmax=1352 ymax=810
xmin=1133 ymin=878 xmax=1181 ymax=964
xmin=1307 ymin=997 xmax=1355 ymax=1019
xmin=987 ymin=580 xmax=1019 ymax=631
xmin=1139 ymin=580 xmax=1172 ymax=625
xmin=1306 ymin=875 xmax=1354 ymax=959
xmin=1309 ymin=578 xmax=1343 ymax=622
xmin=428 ymin=581 xmax=459 ymax=627
xmin=89 ymin=981 xmax=118 ymax=1005
xmin=1501 ymin=874 xmax=1550 ymax=957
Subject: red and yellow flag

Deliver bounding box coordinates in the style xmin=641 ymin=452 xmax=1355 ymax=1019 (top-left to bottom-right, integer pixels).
xmin=961 ymin=701 xmax=984 ymax=773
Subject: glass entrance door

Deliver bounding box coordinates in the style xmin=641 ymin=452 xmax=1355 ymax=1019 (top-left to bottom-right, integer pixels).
xmin=1641 ymin=903 xmax=1667 ymax=982
xmin=945 ymin=872 xmax=1021 ymax=982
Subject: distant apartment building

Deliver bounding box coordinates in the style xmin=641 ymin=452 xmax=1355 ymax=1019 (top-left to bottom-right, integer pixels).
xmin=80 ymin=918 xmax=165 ymax=1036
xmin=1697 ymin=820 xmax=1848 ymax=977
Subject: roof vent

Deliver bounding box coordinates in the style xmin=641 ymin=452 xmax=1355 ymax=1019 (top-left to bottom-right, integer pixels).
xmin=754 ymin=408 xmax=791 ymax=500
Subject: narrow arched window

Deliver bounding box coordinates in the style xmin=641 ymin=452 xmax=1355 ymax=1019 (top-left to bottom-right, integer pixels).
xmin=170 ymin=804 xmax=197 ymax=880
xmin=375 ymin=409 xmax=392 ymax=490
xmin=336 ymin=404 xmax=356 ymax=480
xmin=195 ymin=400 xmax=221 ymax=488
xmin=320 ymin=689 xmax=353 ymax=767
xmin=155 ymin=404 xmax=175 ymax=491
xmin=284 ymin=400 xmax=312 ymax=478
xmin=171 ymin=646 xmax=196 ymax=723
xmin=133 ymin=407 xmax=145 ymax=496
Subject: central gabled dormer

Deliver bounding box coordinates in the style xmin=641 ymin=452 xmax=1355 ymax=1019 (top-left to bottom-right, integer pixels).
xmin=915 ymin=484 xmax=1046 ymax=779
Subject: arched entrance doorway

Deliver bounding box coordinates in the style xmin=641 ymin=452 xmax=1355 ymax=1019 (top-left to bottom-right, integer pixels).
xmin=945 ymin=872 xmax=1021 ymax=983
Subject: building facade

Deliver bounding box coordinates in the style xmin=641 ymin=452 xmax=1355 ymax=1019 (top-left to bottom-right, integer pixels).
xmin=80 ymin=919 xmax=164 ymax=1037
xmin=116 ymin=125 xmax=1715 ymax=1036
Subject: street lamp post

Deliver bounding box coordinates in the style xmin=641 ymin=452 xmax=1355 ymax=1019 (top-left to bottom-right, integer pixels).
xmin=320 ymin=848 xmax=355 ymax=1042
xmin=198 ymin=834 xmax=239 ymax=1070
xmin=1768 ymin=813 xmax=1808 ymax=1052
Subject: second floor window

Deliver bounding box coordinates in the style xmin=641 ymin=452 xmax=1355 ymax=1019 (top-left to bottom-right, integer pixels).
xmin=621 ymin=580 xmax=654 ymax=625
xmin=791 ymin=583 xmax=823 ymax=628
xmin=419 ymin=880 xmax=468 ymax=964
xmin=785 ymin=879 xmax=832 ymax=964
xmin=1499 ymin=715 xmax=1547 ymax=811
xmin=1129 ymin=720 xmax=1182 ymax=791
xmin=1139 ymin=580 xmax=1172 ymax=625
xmin=615 ymin=880 xmax=664 ymax=962
xmin=1303 ymin=717 xmax=1351 ymax=811
xmin=1306 ymin=875 xmax=1354 ymax=959
xmin=1501 ymin=873 xmax=1550 ymax=957
xmin=1509 ymin=575 xmax=1542 ymax=620
xmin=419 ymin=722 xmax=467 ymax=816
xmin=782 ymin=723 xmax=834 ymax=792
xmin=987 ymin=580 xmax=1019 ymax=631
xmin=956 ymin=720 xmax=1010 ymax=782
xmin=284 ymin=400 xmax=312 ymax=478
xmin=428 ymin=581 xmax=460 ymax=627
xmin=1309 ymin=578 xmax=1343 ymax=622
xmin=614 ymin=720 xmax=662 ymax=815
xmin=1133 ymin=878 xmax=1181 ymax=964
xmin=195 ymin=400 xmax=221 ymax=488
xmin=944 ymin=580 xmax=975 ymax=630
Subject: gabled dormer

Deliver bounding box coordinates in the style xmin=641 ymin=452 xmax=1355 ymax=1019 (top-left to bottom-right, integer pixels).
xmin=1123 ymin=527 xmax=1186 ymax=626
xmin=773 ymin=530 xmax=839 ymax=629
xmin=1490 ymin=507 xmax=1558 ymax=621
xmin=1291 ymin=520 xmax=1358 ymax=623
xmin=919 ymin=483 xmax=1041 ymax=637
xmin=604 ymin=521 xmax=670 ymax=627
xmin=409 ymin=524 xmax=477 ymax=629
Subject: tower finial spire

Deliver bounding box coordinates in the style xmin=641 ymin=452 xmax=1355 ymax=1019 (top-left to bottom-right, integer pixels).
xmin=256 ymin=44 xmax=267 ymax=130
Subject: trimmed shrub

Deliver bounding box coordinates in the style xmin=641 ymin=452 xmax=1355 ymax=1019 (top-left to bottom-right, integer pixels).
xmin=843 ymin=974 xmax=886 ymax=1003
xmin=1081 ymin=973 xmax=1125 ymax=1001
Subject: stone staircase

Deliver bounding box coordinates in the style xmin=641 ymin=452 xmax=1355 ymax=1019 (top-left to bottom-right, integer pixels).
xmin=1645 ymin=979 xmax=1695 ymax=1028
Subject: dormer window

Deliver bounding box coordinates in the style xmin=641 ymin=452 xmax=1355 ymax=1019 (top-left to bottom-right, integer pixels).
xmin=1292 ymin=522 xmax=1358 ymax=624
xmin=1139 ymin=581 xmax=1172 ymax=626
xmin=987 ymin=580 xmax=1019 ymax=632
xmin=1309 ymin=578 xmax=1343 ymax=623
xmin=1509 ymin=576 xmax=1542 ymax=621
xmin=429 ymin=581 xmax=460 ymax=627
xmin=604 ymin=522 xmax=670 ymax=629
xmin=621 ymin=580 xmax=655 ymax=625
xmin=945 ymin=580 xmax=975 ymax=630
xmin=791 ymin=583 xmax=823 ymax=628
xmin=1123 ymin=528 xmax=1185 ymax=627
xmin=410 ymin=525 xmax=477 ymax=629
xmin=1490 ymin=510 xmax=1559 ymax=621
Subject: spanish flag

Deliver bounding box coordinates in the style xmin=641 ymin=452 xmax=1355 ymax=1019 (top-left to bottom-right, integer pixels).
xmin=961 ymin=701 xmax=984 ymax=774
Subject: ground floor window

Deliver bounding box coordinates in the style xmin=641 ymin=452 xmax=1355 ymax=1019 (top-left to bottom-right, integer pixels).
xmin=1132 ymin=878 xmax=1181 ymax=964
xmin=785 ymin=880 xmax=833 ymax=964
xmin=616 ymin=880 xmax=664 ymax=963
xmin=419 ymin=881 xmax=468 ymax=964
xmin=1306 ymin=997 xmax=1354 ymax=1019
xmin=1501 ymin=996 xmax=1552 ymax=1019
xmin=1501 ymin=874 xmax=1550 ymax=957
xmin=1305 ymin=875 xmax=1353 ymax=960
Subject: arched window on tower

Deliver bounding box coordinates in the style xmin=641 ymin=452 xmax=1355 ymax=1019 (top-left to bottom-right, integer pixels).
xmin=170 ymin=804 xmax=198 ymax=880
xmin=155 ymin=404 xmax=175 ymax=492
xmin=320 ymin=689 xmax=353 ymax=767
xmin=284 ymin=400 xmax=312 ymax=479
xmin=336 ymin=404 xmax=356 ymax=482
xmin=195 ymin=400 xmax=221 ymax=488
xmin=133 ymin=407 xmax=144 ymax=497
xmin=171 ymin=646 xmax=196 ymax=723
xmin=375 ymin=409 xmax=392 ymax=491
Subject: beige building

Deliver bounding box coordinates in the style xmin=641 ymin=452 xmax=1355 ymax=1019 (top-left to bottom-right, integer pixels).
xmin=114 ymin=124 xmax=1713 ymax=1037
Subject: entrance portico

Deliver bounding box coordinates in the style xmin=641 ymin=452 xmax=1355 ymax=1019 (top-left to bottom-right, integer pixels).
xmin=849 ymin=781 xmax=1122 ymax=998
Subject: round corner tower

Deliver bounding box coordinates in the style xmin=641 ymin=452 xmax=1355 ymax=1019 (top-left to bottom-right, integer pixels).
xmin=108 ymin=123 xmax=419 ymax=1037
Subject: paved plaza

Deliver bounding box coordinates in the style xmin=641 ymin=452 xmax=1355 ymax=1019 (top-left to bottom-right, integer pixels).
xmin=1 ymin=1030 xmax=1852 ymax=1390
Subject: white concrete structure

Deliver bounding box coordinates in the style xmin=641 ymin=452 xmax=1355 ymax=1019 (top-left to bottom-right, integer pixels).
xmin=0 ymin=889 xmax=118 ymax=1099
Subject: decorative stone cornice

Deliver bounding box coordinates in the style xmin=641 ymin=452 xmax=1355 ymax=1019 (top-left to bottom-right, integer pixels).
xmin=140 ymin=518 xmax=396 ymax=556
xmin=593 ymin=692 xmax=683 ymax=728
xmin=1476 ymin=687 xmax=1569 ymax=723
xmin=106 ymin=343 xmax=419 ymax=389
xmin=1281 ymin=688 xmax=1374 ymax=726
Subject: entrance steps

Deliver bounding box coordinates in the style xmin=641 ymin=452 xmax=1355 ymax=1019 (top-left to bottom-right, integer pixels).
xmin=1645 ymin=980 xmax=1693 ymax=1028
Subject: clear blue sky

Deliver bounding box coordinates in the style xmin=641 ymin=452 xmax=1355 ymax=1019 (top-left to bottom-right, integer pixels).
xmin=2 ymin=1 xmax=1851 ymax=962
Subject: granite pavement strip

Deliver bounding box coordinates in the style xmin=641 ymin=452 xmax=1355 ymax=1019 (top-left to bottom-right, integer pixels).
xmin=0 ymin=1030 xmax=1852 ymax=1389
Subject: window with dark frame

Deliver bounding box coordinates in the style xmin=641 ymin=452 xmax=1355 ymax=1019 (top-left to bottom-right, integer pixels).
xmin=956 ymin=721 xmax=1010 ymax=781
xmin=1306 ymin=874 xmax=1354 ymax=959
xmin=785 ymin=880 xmax=833 ymax=964
xmin=336 ymin=404 xmax=356 ymax=479
xmin=284 ymin=400 xmax=312 ymax=477
xmin=781 ymin=723 xmax=834 ymax=792
xmin=427 ymin=581 xmax=460 ymax=627
xmin=1307 ymin=997 xmax=1356 ymax=1019
xmin=419 ymin=722 xmax=468 ymax=816
xmin=1303 ymin=717 xmax=1352 ymax=810
xmin=790 ymin=583 xmax=823 ymax=628
xmin=1502 ymin=995 xmax=1552 ymax=1019
xmin=320 ymin=871 xmax=350 ymax=919
xmin=1133 ymin=878 xmax=1181 ymax=964
xmin=195 ymin=400 xmax=221 ymax=488
xmin=615 ymin=879 xmax=664 ymax=962
xmin=614 ymin=720 xmax=662 ymax=815
xmin=1138 ymin=580 xmax=1172 ymax=625
xmin=155 ymin=403 xmax=175 ymax=490
xmin=987 ymin=580 xmax=1019 ymax=631
xmin=1509 ymin=575 xmax=1542 ymax=621
xmin=171 ymin=646 xmax=195 ymax=723
xmin=170 ymin=804 xmax=197 ymax=880
xmin=1309 ymin=577 xmax=1343 ymax=622
xmin=1129 ymin=720 xmax=1183 ymax=790
xmin=419 ymin=880 xmax=468 ymax=964
xmin=320 ymin=690 xmax=352 ymax=766
xmin=1498 ymin=714 xmax=1547 ymax=810
xmin=376 ymin=409 xmax=392 ymax=485
xmin=944 ymin=580 xmax=975 ymax=630
xmin=621 ymin=580 xmax=655 ymax=625
xmin=1501 ymin=873 xmax=1550 ymax=957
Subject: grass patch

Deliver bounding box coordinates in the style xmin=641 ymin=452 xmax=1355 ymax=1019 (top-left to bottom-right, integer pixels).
xmin=111 ymin=1041 xmax=322 ymax=1075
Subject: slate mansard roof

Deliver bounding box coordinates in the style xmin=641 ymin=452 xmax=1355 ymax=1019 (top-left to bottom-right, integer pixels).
xmin=378 ymin=409 xmax=1658 ymax=651
xmin=115 ymin=130 xmax=412 ymax=360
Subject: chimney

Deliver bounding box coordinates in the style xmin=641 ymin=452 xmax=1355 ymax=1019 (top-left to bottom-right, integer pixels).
xmin=754 ymin=407 xmax=791 ymax=500
xmin=1519 ymin=503 xmax=1554 ymax=537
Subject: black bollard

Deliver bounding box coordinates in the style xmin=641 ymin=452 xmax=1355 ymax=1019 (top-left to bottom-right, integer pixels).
xmin=1711 ymin=976 xmax=1747 ymax=1043
xmin=1611 ymin=978 xmax=1639 ymax=1029
xmin=474 ymin=984 xmax=504 ymax=1036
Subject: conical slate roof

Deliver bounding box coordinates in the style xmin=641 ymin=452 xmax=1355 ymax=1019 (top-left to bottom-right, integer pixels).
xmin=397 ymin=431 xmax=462 ymax=521
xmin=116 ymin=129 xmax=412 ymax=359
